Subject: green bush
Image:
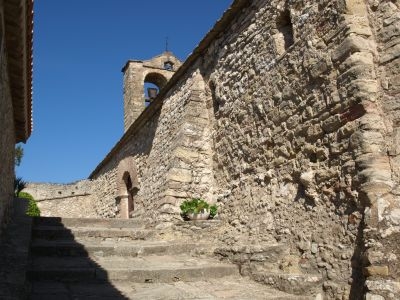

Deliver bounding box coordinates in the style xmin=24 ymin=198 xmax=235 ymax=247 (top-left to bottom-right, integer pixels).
xmin=18 ymin=192 xmax=40 ymax=217
xmin=180 ymin=198 xmax=217 ymax=219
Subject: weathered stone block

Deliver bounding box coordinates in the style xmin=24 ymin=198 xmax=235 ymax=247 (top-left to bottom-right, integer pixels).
xmin=383 ymin=11 xmax=400 ymax=27
xmin=388 ymin=73 xmax=400 ymax=90
xmin=344 ymin=0 xmax=368 ymax=15
xmin=305 ymin=124 xmax=324 ymax=142
xmin=322 ymin=115 xmax=343 ymax=133
xmin=366 ymin=279 xmax=400 ymax=294
xmin=365 ymin=294 xmax=385 ymax=300
xmin=389 ymin=128 xmax=400 ymax=156
xmin=364 ymin=266 xmax=389 ymax=277
xmin=359 ymin=167 xmax=392 ymax=186
xmin=309 ymin=58 xmax=331 ymax=78
xmin=380 ymin=22 xmax=400 ymax=43
xmin=381 ymin=43 xmax=400 ymax=63
xmin=343 ymin=15 xmax=373 ymax=35
xmin=347 ymin=80 xmax=378 ymax=103
xmin=332 ymin=36 xmax=375 ymax=62
xmin=339 ymin=65 xmax=376 ymax=84
xmin=166 ymin=168 xmax=192 ymax=183
xmin=174 ymin=147 xmax=199 ymax=162
xmin=389 ymin=209 xmax=400 ymax=225
xmin=163 ymin=189 xmax=188 ymax=198
xmin=158 ymin=203 xmax=180 ymax=214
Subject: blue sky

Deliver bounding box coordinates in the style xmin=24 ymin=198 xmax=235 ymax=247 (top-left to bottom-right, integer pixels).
xmin=18 ymin=0 xmax=232 ymax=183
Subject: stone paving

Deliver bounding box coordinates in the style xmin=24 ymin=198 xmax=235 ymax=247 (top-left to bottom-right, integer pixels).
xmin=0 ymin=206 xmax=323 ymax=299
xmin=26 ymin=217 xmax=317 ymax=299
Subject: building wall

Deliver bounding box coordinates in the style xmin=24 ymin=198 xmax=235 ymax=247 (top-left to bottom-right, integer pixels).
xmin=91 ymin=68 xmax=214 ymax=221
xmin=89 ymin=1 xmax=356 ymax=297
xmin=0 ymin=3 xmax=15 ymax=235
xmin=202 ymin=1 xmax=368 ymax=298
xmin=35 ymin=0 xmax=399 ymax=298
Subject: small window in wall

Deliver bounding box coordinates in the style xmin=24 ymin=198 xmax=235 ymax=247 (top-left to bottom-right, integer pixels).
xmin=164 ymin=61 xmax=174 ymax=71
xmin=274 ymin=10 xmax=294 ymax=55
xmin=209 ymin=81 xmax=220 ymax=114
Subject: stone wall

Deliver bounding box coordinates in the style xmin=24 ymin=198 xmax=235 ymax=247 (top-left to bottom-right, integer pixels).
xmin=90 ymin=68 xmax=214 ymax=222
xmin=25 ymin=181 xmax=93 ymax=200
xmin=62 ymin=0 xmax=399 ymax=298
xmin=0 ymin=3 xmax=15 ymax=235
xmin=360 ymin=1 xmax=400 ymax=298
xmin=34 ymin=195 xmax=98 ymax=218
xmin=201 ymin=1 xmax=368 ymax=298
xmin=23 ymin=181 xmax=99 ymax=218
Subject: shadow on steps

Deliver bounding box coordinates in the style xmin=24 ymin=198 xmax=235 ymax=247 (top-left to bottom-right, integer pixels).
xmin=0 ymin=198 xmax=33 ymax=299
xmin=28 ymin=217 xmax=132 ymax=300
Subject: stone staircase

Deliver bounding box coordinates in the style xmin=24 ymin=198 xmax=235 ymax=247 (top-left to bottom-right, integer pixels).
xmin=27 ymin=217 xmax=317 ymax=299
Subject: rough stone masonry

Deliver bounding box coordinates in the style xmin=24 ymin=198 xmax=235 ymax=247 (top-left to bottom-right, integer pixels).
xmin=0 ymin=0 xmax=33 ymax=236
xmin=25 ymin=0 xmax=400 ymax=299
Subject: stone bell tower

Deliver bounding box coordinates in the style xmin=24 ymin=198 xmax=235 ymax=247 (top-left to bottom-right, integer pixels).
xmin=121 ymin=51 xmax=182 ymax=132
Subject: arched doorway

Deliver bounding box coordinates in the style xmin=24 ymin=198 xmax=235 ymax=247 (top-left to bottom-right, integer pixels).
xmin=116 ymin=157 xmax=139 ymax=219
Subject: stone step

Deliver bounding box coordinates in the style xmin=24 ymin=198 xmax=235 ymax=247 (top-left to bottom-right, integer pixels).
xmin=0 ymin=282 xmax=28 ymax=300
xmin=29 ymin=278 xmax=317 ymax=300
xmin=32 ymin=225 xmax=154 ymax=241
xmin=30 ymin=239 xmax=212 ymax=257
xmin=28 ymin=255 xmax=238 ymax=283
xmin=34 ymin=217 xmax=145 ymax=229
xmin=214 ymin=243 xmax=289 ymax=264
xmin=253 ymin=272 xmax=323 ymax=296
xmin=26 ymin=217 xmax=322 ymax=299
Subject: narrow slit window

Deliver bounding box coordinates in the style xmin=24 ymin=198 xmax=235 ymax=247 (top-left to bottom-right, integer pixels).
xmin=274 ymin=10 xmax=294 ymax=55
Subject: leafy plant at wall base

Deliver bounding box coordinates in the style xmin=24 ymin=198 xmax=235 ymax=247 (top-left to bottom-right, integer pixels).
xmin=180 ymin=198 xmax=209 ymax=215
xmin=18 ymin=192 xmax=40 ymax=217
xmin=210 ymin=204 xmax=217 ymax=218
xmin=180 ymin=198 xmax=217 ymax=219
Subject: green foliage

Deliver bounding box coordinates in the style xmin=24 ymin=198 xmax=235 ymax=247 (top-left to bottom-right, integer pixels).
xmin=15 ymin=145 xmax=24 ymax=166
xmin=180 ymin=198 xmax=217 ymax=219
xmin=18 ymin=192 xmax=40 ymax=217
xmin=14 ymin=177 xmax=27 ymax=197
xmin=209 ymin=204 xmax=218 ymax=218
xmin=180 ymin=198 xmax=209 ymax=215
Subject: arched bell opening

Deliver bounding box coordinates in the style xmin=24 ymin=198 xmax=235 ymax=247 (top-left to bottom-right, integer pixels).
xmin=144 ymin=72 xmax=168 ymax=106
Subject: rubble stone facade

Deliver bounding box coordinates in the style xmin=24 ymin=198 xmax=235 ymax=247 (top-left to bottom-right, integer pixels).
xmin=29 ymin=0 xmax=400 ymax=298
